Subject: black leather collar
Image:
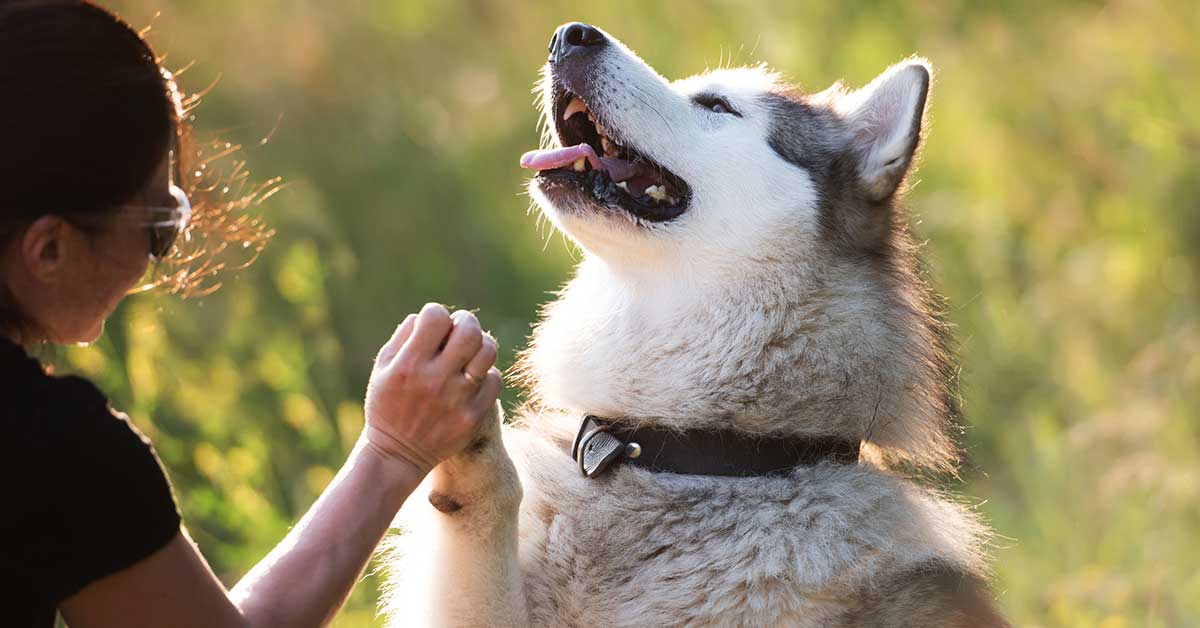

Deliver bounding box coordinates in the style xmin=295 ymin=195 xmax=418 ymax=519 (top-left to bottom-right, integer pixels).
xmin=572 ymin=415 xmax=861 ymax=478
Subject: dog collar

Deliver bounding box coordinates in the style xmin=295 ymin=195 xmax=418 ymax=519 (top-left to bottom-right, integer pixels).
xmin=571 ymin=415 xmax=861 ymax=479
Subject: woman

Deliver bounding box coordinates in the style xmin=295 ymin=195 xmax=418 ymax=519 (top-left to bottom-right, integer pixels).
xmin=0 ymin=1 xmax=502 ymax=626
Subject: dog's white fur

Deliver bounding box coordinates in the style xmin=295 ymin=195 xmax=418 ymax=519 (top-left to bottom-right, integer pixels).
xmin=382 ymin=25 xmax=996 ymax=627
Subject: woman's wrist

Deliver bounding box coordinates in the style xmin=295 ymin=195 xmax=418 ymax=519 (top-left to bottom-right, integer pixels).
xmin=352 ymin=431 xmax=429 ymax=500
xmin=359 ymin=423 xmax=439 ymax=474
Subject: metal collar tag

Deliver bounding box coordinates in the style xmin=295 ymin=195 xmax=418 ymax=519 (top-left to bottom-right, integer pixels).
xmin=572 ymin=415 xmax=627 ymax=478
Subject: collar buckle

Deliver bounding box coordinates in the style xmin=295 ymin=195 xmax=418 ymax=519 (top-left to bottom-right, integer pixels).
xmin=572 ymin=415 xmax=628 ymax=478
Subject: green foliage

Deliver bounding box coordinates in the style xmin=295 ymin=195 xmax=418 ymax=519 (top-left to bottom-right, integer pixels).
xmin=60 ymin=1 xmax=1200 ymax=625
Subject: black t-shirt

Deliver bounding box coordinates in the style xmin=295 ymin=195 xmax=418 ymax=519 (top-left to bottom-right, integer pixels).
xmin=0 ymin=337 xmax=181 ymax=627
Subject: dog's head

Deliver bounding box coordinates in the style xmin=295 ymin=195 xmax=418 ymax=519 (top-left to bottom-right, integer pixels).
xmin=523 ymin=22 xmax=929 ymax=267
xmin=520 ymin=23 xmax=957 ymax=472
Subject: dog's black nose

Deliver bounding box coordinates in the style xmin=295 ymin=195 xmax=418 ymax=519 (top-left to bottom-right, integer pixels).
xmin=549 ymin=22 xmax=606 ymax=63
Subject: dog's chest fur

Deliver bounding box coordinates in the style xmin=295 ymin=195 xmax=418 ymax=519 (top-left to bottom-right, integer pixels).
xmin=509 ymin=429 xmax=985 ymax=628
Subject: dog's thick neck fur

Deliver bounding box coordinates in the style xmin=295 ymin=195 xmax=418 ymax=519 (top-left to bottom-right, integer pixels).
xmin=517 ymin=239 xmax=957 ymax=473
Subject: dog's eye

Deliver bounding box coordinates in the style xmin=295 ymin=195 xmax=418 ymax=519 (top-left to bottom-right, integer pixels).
xmin=693 ymin=95 xmax=741 ymax=117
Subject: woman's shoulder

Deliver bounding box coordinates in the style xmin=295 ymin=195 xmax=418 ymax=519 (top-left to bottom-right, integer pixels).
xmin=1 ymin=339 xmax=182 ymax=604
xmin=2 ymin=342 xmax=132 ymax=450
xmin=0 ymin=339 xmax=174 ymax=508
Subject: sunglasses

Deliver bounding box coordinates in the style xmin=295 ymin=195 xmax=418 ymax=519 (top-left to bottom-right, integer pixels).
xmin=119 ymin=135 xmax=192 ymax=261
xmin=119 ymin=183 xmax=192 ymax=261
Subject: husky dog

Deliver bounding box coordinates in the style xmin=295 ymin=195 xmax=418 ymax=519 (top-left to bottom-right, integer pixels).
xmin=383 ymin=22 xmax=1007 ymax=627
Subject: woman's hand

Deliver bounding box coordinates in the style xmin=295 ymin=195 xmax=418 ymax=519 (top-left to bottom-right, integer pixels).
xmin=362 ymin=302 xmax=502 ymax=475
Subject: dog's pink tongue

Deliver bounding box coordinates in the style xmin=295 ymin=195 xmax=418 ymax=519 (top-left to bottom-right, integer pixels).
xmin=520 ymin=144 xmax=600 ymax=170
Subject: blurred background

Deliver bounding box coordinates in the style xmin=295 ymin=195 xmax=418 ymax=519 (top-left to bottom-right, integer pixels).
xmin=59 ymin=0 xmax=1200 ymax=625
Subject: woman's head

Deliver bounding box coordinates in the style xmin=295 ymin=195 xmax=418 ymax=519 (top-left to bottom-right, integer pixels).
xmin=0 ymin=1 xmax=265 ymax=345
xmin=0 ymin=0 xmax=179 ymax=216
xmin=0 ymin=0 xmax=182 ymax=344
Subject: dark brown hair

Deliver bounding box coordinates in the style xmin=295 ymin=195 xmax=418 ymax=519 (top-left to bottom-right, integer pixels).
xmin=0 ymin=0 xmax=273 ymax=341
xmin=0 ymin=0 xmax=175 ymax=216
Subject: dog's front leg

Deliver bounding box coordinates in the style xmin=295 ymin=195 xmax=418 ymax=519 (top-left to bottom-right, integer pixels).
xmin=422 ymin=402 xmax=527 ymax=628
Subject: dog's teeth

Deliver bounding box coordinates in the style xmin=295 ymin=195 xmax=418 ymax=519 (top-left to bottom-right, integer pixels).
xmin=616 ymin=181 xmax=629 ymax=192
xmin=572 ymin=157 xmax=587 ymax=172
xmin=646 ymin=184 xmax=667 ymax=201
xmin=667 ymin=196 xmax=678 ymax=205
xmin=562 ymin=97 xmax=587 ymax=121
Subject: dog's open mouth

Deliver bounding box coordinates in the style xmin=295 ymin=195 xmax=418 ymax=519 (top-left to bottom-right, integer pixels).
xmin=521 ymin=88 xmax=691 ymax=222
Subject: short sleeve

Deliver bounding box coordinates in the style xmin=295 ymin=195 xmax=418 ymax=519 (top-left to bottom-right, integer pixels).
xmin=2 ymin=373 xmax=182 ymax=607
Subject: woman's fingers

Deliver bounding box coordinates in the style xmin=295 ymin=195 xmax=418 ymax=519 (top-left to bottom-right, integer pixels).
xmin=462 ymin=332 xmax=498 ymax=381
xmin=399 ymin=303 xmax=454 ymax=361
xmin=471 ymin=367 xmax=504 ymax=412
xmin=376 ymin=314 xmax=417 ymax=366
xmin=438 ymin=311 xmax=484 ymax=373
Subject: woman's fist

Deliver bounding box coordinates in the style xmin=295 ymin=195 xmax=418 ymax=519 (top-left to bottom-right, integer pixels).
xmin=362 ymin=303 xmax=502 ymax=474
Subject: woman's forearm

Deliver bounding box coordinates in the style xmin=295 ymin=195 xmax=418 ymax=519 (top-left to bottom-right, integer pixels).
xmin=229 ymin=437 xmax=424 ymax=628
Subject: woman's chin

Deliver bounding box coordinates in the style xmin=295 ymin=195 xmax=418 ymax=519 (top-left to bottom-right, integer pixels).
xmin=56 ymin=319 xmax=106 ymax=346
xmin=80 ymin=320 xmax=106 ymax=345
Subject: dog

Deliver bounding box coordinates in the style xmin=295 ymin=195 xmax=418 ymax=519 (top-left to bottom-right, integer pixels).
xmin=382 ymin=22 xmax=1008 ymax=627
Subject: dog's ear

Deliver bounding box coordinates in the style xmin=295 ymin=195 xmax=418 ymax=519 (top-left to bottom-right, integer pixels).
xmin=834 ymin=59 xmax=931 ymax=202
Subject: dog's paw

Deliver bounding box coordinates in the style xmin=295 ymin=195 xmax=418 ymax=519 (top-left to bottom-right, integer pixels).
xmin=469 ymin=400 xmax=504 ymax=452
xmin=428 ymin=401 xmax=522 ymax=518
